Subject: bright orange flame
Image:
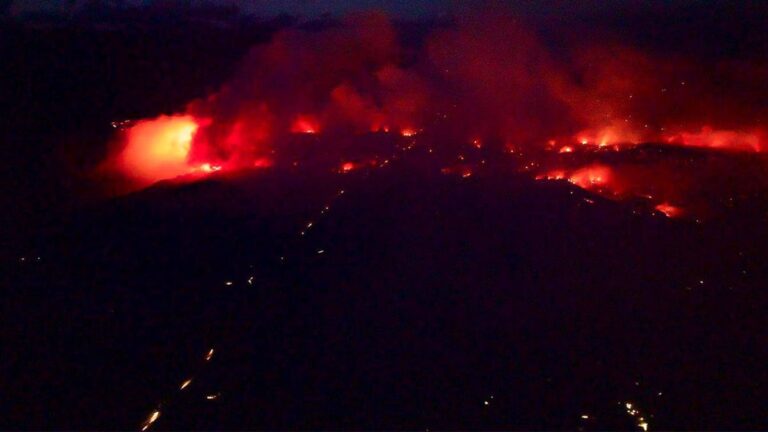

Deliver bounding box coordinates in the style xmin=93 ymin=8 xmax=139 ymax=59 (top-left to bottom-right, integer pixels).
xmin=370 ymin=123 xmax=391 ymax=133
xmin=401 ymin=128 xmax=417 ymax=137
xmin=291 ymin=115 xmax=319 ymax=134
xmin=559 ymin=145 xmax=574 ymax=153
xmin=197 ymin=163 xmax=222 ymax=173
xmin=655 ymin=202 xmax=682 ymax=218
xmin=536 ymin=170 xmax=566 ymax=181
xmin=568 ymin=164 xmax=612 ymax=189
xmin=575 ymin=125 xmax=641 ymax=148
xmin=340 ymin=161 xmax=357 ymax=173
xmin=119 ymin=115 xmax=198 ymax=182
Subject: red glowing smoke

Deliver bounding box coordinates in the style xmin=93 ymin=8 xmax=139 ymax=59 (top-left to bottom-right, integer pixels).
xmin=104 ymin=12 xmax=768 ymax=217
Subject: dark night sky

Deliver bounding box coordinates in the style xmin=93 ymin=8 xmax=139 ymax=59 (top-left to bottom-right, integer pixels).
xmin=9 ymin=0 xmax=449 ymax=17
xmin=6 ymin=0 xmax=740 ymax=19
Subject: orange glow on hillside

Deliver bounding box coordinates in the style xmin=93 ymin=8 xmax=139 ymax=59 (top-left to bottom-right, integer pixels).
xmin=568 ymin=164 xmax=612 ymax=189
xmin=576 ymin=125 xmax=642 ymax=148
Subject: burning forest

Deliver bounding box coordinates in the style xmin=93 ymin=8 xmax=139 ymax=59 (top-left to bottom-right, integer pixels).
xmin=101 ymin=12 xmax=768 ymax=220
xmin=8 ymin=3 xmax=768 ymax=430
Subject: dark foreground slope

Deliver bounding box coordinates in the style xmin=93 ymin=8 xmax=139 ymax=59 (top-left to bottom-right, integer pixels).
xmin=4 ymin=149 xmax=768 ymax=430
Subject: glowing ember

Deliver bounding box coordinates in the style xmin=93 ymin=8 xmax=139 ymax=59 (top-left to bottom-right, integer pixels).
xmin=340 ymin=162 xmax=357 ymax=173
xmin=559 ymin=145 xmax=574 ymax=153
xmin=441 ymin=164 xmax=474 ymax=178
xmin=536 ymin=170 xmax=566 ymax=181
xmin=291 ymin=115 xmax=319 ymax=134
xmin=141 ymin=409 xmax=160 ymax=431
xmin=655 ymin=202 xmax=682 ymax=218
xmin=622 ymin=401 xmax=650 ymax=431
xmin=401 ymin=128 xmax=417 ymax=137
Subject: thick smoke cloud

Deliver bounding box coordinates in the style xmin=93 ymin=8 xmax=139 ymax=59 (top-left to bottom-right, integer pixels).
xmin=185 ymin=12 xmax=416 ymax=162
xmin=181 ymin=12 xmax=598 ymax=158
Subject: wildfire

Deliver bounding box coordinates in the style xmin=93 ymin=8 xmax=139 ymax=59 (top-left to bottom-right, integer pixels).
xmin=575 ymin=125 xmax=642 ymax=149
xmin=655 ymin=202 xmax=682 ymax=218
xmin=567 ymin=164 xmax=612 ymax=189
xmin=118 ymin=115 xmax=199 ymax=183
xmin=339 ymin=162 xmax=357 ymax=173
xmin=291 ymin=115 xmax=319 ymax=134
xmin=664 ymin=126 xmax=764 ymax=152
xmin=536 ymin=162 xmax=696 ymax=218
xmin=101 ymin=13 xmax=768 ymax=224
xmin=536 ymin=170 xmax=566 ymax=181
xmin=197 ymin=163 xmax=222 ymax=173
